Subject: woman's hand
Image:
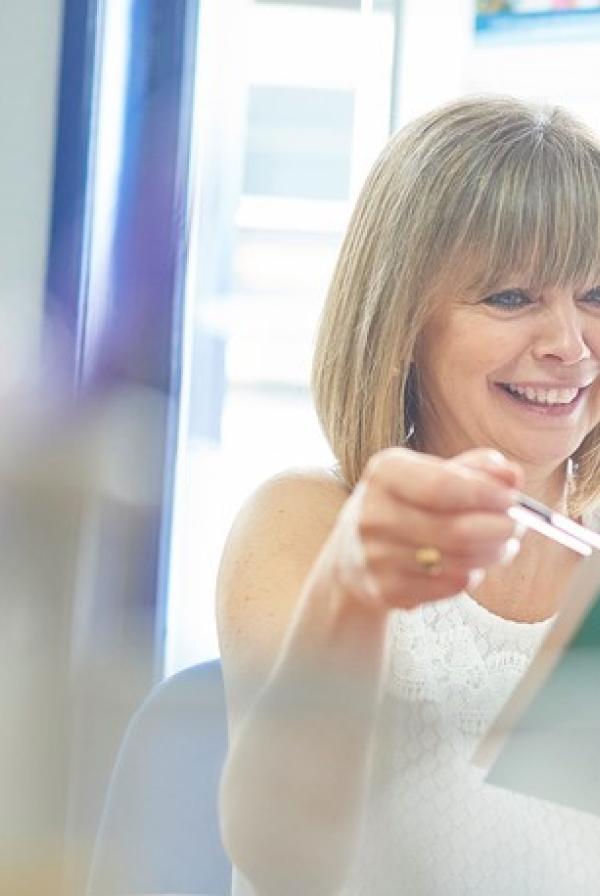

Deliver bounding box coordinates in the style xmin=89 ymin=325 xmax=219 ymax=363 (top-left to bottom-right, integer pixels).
xmin=329 ymin=447 xmax=524 ymax=612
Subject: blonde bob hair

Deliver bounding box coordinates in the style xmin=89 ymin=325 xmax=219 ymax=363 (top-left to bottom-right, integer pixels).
xmin=311 ymin=94 xmax=600 ymax=518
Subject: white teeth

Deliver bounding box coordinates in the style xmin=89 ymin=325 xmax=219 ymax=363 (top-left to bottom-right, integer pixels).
xmin=505 ymin=384 xmax=579 ymax=405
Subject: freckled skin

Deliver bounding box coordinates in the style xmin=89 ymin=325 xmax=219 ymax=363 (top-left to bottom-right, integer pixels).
xmin=416 ymin=283 xmax=600 ymax=480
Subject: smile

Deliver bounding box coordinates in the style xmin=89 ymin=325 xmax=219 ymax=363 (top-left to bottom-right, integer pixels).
xmin=494 ymin=382 xmax=588 ymax=417
xmin=500 ymin=384 xmax=579 ymax=405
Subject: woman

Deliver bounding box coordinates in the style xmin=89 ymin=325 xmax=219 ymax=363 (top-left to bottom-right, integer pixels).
xmin=217 ymin=95 xmax=600 ymax=894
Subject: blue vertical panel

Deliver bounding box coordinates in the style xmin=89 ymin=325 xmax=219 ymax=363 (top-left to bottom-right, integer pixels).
xmin=95 ymin=0 xmax=199 ymax=670
xmin=44 ymin=0 xmax=101 ymax=383
xmin=46 ymin=0 xmax=199 ymax=690
xmin=100 ymin=0 xmax=196 ymax=393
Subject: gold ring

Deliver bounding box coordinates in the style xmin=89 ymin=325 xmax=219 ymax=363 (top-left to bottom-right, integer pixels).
xmin=415 ymin=545 xmax=443 ymax=576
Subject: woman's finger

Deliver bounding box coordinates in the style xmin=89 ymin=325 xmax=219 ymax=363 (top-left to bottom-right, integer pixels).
xmin=449 ymin=448 xmax=525 ymax=490
xmin=358 ymin=500 xmax=518 ymax=559
xmin=361 ymin=532 xmax=519 ymax=585
xmin=365 ymin=447 xmax=518 ymax=514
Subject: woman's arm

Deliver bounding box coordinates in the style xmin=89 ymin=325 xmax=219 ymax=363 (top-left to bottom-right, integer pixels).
xmin=218 ymin=469 xmax=379 ymax=896
xmin=217 ymin=453 xmax=521 ymax=895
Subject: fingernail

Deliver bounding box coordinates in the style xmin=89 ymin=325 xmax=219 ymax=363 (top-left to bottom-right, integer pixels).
xmin=485 ymin=450 xmax=508 ymax=466
xmin=467 ymin=568 xmax=485 ymax=590
xmin=486 ymin=450 xmax=521 ymax=480
xmin=500 ymin=537 xmax=521 ymax=566
xmin=513 ymin=522 xmax=526 ymax=539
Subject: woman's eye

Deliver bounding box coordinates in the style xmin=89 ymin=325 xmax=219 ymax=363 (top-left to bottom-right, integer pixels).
xmin=482 ymin=289 xmax=531 ymax=309
xmin=582 ymin=286 xmax=600 ymax=305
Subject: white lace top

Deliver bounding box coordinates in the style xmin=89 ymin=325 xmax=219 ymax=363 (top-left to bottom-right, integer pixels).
xmin=338 ymin=591 xmax=600 ymax=895
xmin=232 ymin=590 xmax=600 ymax=896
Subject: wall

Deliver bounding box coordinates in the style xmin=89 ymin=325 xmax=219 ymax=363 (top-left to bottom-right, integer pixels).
xmin=393 ymin=0 xmax=475 ymax=126
xmin=467 ymin=33 xmax=600 ymax=131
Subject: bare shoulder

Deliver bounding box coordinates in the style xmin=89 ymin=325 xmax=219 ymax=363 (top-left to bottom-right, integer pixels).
xmin=216 ymin=466 xmax=350 ymax=730
xmin=217 ymin=465 xmax=349 ymax=634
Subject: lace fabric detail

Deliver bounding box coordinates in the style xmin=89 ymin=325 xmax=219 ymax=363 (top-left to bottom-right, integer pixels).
xmin=336 ymin=590 xmax=600 ymax=895
xmin=387 ymin=593 xmax=552 ymax=737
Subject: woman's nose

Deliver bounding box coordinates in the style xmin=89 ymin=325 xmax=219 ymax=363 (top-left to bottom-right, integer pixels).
xmin=532 ymin=302 xmax=592 ymax=364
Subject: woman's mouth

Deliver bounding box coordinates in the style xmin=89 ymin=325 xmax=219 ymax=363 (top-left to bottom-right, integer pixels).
xmin=493 ymin=382 xmax=587 ymax=417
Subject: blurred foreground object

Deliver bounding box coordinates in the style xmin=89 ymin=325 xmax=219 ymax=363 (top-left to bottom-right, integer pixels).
xmin=0 ymin=382 xmax=167 ymax=895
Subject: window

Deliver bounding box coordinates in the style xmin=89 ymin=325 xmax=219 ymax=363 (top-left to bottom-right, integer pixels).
xmin=243 ymin=86 xmax=355 ymax=200
xmin=165 ymin=0 xmax=397 ymax=673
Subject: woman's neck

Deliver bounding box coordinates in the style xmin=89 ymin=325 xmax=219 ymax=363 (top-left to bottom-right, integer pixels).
xmin=468 ymin=531 xmax=579 ymax=623
xmin=518 ymin=462 xmax=572 ymax=516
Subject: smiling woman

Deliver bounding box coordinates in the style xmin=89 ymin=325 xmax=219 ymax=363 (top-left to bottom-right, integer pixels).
xmin=218 ymin=95 xmax=600 ymax=896
xmin=312 ymin=94 xmax=600 ymax=518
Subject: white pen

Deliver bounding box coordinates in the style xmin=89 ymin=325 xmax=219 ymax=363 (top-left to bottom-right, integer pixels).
xmin=509 ymin=493 xmax=600 ymax=557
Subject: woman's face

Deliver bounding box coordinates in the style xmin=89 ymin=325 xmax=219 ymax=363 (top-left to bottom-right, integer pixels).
xmin=417 ymin=279 xmax=600 ymax=470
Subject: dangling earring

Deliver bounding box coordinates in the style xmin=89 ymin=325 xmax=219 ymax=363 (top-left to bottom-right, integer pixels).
xmin=403 ymin=421 xmax=416 ymax=445
xmin=566 ymin=456 xmax=578 ymax=514
xmin=403 ymin=364 xmax=418 ymax=446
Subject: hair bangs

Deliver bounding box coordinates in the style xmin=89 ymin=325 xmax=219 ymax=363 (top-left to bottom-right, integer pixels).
xmin=440 ymin=129 xmax=600 ymax=298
